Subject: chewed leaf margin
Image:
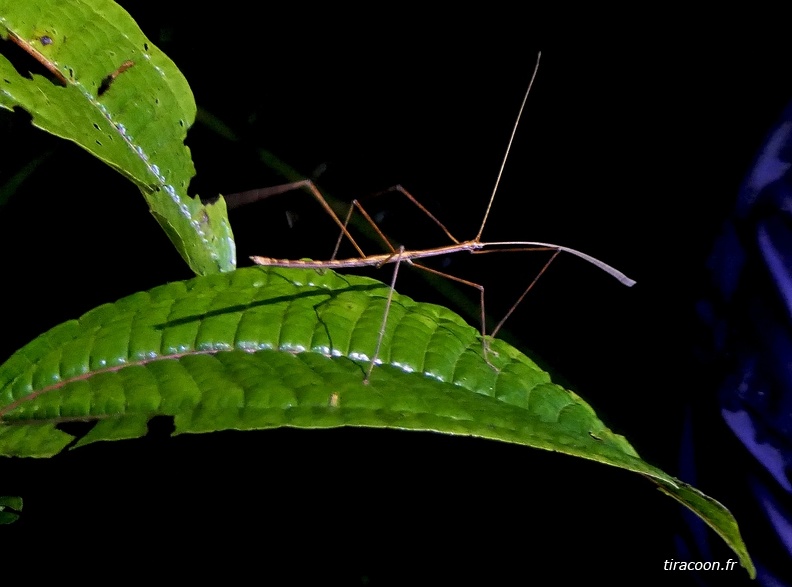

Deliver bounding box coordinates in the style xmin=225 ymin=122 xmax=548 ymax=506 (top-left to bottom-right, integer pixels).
xmin=0 ymin=0 xmax=235 ymax=274
xmin=0 ymin=266 xmax=755 ymax=576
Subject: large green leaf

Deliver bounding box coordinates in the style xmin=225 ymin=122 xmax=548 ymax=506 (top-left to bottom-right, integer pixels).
xmin=0 ymin=0 xmax=235 ymax=275
xmin=0 ymin=265 xmax=754 ymax=577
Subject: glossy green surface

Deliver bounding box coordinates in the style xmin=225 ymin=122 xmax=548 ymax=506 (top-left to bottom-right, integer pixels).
xmin=0 ymin=266 xmax=754 ymax=576
xmin=0 ymin=0 xmax=235 ymax=274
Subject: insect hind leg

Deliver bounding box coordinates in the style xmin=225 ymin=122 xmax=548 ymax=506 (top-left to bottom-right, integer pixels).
xmin=226 ymin=179 xmax=368 ymax=261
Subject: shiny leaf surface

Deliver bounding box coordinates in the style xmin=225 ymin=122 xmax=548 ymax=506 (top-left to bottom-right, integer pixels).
xmin=0 ymin=266 xmax=754 ymax=576
xmin=0 ymin=0 xmax=235 ymax=274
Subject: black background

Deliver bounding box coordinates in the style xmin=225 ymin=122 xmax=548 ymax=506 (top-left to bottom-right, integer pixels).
xmin=2 ymin=4 xmax=790 ymax=584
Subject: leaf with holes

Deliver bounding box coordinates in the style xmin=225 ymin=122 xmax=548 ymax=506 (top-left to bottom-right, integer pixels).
xmin=0 ymin=266 xmax=755 ymax=577
xmin=0 ymin=0 xmax=235 ymax=274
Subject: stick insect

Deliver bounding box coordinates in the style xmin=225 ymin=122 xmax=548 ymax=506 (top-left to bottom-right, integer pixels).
xmin=245 ymin=53 xmax=636 ymax=381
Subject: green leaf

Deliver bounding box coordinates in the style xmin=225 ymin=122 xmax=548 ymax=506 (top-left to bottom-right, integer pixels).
xmin=0 ymin=495 xmax=22 ymax=524
xmin=0 ymin=266 xmax=755 ymax=577
xmin=0 ymin=0 xmax=235 ymax=275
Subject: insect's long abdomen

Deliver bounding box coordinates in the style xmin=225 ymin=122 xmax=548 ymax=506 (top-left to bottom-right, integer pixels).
xmin=250 ymin=255 xmax=398 ymax=270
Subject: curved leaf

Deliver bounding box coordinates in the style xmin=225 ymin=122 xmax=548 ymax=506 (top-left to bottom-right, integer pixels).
xmin=0 ymin=265 xmax=754 ymax=576
xmin=0 ymin=0 xmax=235 ymax=274
xmin=0 ymin=495 xmax=22 ymax=524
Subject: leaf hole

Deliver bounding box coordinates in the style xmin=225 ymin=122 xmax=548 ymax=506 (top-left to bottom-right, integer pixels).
xmin=98 ymin=60 xmax=135 ymax=97
xmin=57 ymin=419 xmax=98 ymax=444
xmin=0 ymin=33 xmax=67 ymax=86
xmin=97 ymin=78 xmax=112 ymax=97
xmin=93 ymin=123 xmax=101 ymax=131
xmin=146 ymin=415 xmax=176 ymax=438
xmin=143 ymin=42 xmax=149 ymax=52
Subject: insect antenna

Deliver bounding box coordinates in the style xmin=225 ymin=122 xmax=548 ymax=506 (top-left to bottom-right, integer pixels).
xmin=476 ymin=52 xmax=542 ymax=242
